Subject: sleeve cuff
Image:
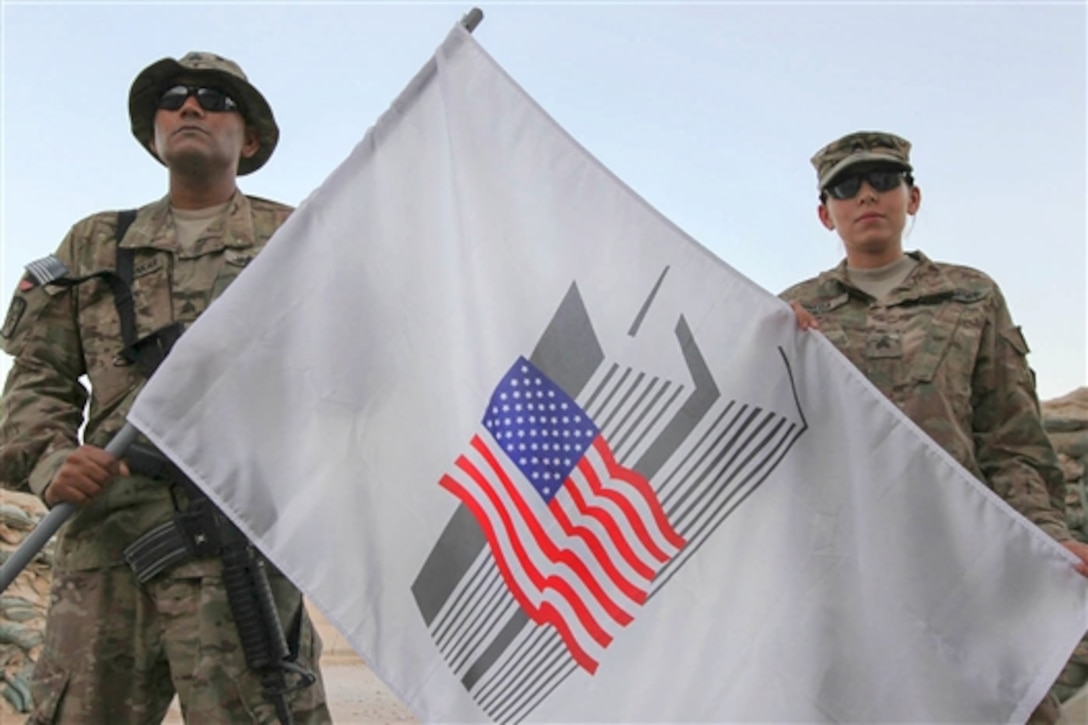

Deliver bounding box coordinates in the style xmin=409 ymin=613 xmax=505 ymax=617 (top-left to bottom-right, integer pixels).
xmin=27 ymin=448 xmax=73 ymax=502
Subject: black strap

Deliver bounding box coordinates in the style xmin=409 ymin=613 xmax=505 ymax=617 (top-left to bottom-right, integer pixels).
xmin=40 ymin=210 xmax=177 ymax=377
xmin=114 ymin=210 xmax=138 ymax=353
xmin=113 ymin=209 xmax=183 ymax=377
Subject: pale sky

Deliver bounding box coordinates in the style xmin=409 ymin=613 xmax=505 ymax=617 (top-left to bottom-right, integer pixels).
xmin=1 ymin=1 xmax=1085 ymax=400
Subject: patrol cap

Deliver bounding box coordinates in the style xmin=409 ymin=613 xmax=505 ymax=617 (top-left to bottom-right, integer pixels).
xmin=811 ymin=131 xmax=912 ymax=191
xmin=128 ymin=51 xmax=278 ymax=175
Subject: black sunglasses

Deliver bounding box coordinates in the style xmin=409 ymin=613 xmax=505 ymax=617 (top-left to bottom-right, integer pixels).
xmin=157 ymin=84 xmax=240 ymax=113
xmin=824 ymin=170 xmax=907 ymax=201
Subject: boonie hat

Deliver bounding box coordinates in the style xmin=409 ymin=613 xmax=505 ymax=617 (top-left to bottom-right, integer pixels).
xmin=811 ymin=131 xmax=912 ymax=191
xmin=128 ymin=51 xmax=278 ymax=175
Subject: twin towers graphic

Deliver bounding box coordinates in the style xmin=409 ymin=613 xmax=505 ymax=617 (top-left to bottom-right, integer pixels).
xmin=411 ymin=271 xmax=807 ymax=723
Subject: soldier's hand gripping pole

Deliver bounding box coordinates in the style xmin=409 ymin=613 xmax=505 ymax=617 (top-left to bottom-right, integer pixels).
xmin=0 ymin=423 xmax=139 ymax=592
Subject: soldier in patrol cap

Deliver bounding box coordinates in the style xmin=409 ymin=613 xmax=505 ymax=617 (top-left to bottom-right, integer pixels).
xmin=781 ymin=130 xmax=1088 ymax=724
xmin=0 ymin=52 xmax=329 ymax=722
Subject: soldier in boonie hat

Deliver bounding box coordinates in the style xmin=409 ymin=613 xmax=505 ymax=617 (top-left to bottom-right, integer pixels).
xmin=810 ymin=130 xmax=912 ymax=192
xmin=128 ymin=51 xmax=279 ymax=174
xmin=0 ymin=50 xmax=330 ymax=722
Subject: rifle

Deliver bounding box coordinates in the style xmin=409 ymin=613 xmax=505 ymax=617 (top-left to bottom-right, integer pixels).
xmin=0 ymin=428 xmax=316 ymax=724
xmin=123 ymin=442 xmax=315 ymax=725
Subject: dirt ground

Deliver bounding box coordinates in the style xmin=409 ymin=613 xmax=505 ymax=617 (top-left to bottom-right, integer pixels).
xmin=311 ymin=654 xmax=416 ymax=724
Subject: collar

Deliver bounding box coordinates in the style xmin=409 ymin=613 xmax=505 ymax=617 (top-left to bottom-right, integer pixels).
xmin=816 ymin=251 xmax=960 ymax=303
xmin=120 ymin=189 xmax=258 ymax=255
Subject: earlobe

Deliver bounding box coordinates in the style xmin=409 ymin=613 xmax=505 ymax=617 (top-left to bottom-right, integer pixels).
xmin=908 ymin=186 xmax=922 ymax=215
xmin=817 ymin=204 xmax=836 ymax=231
xmin=240 ymin=126 xmax=260 ymax=160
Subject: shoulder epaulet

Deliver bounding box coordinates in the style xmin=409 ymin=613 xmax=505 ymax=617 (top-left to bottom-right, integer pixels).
xmin=244 ymin=194 xmax=294 ymax=213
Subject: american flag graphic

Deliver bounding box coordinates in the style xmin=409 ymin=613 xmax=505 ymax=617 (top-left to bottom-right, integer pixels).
xmin=439 ymin=356 xmax=685 ymax=673
xmin=412 ymin=283 xmax=805 ymax=722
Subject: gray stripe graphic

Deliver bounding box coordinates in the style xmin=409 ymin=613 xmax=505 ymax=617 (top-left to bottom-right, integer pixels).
xmin=609 ymin=376 xmax=665 ymax=454
xmin=632 ymin=316 xmax=720 ymax=480
xmin=412 ymin=505 xmax=487 ymax=625
xmin=619 ymin=383 xmax=685 ymax=462
xmin=628 ymin=266 xmax=670 ymax=336
xmin=580 ymin=362 xmax=618 ymax=413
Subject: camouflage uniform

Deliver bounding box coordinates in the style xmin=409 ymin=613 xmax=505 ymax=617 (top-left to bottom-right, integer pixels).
xmin=781 ymin=252 xmax=1069 ymax=542
xmin=785 ymin=130 xmax=1073 ymax=724
xmin=0 ymin=52 xmax=329 ymax=724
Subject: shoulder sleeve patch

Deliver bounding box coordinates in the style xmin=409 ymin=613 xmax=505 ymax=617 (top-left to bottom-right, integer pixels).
xmin=24 ymin=255 xmax=71 ymax=286
xmin=1 ymin=297 xmax=27 ymax=339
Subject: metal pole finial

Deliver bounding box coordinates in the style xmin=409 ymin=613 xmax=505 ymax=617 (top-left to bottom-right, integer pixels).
xmin=461 ymin=7 xmax=484 ymax=33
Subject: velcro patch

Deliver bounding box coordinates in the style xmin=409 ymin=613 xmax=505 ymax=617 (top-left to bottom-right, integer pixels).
xmin=133 ymin=258 xmax=164 ymax=279
xmin=24 ymin=255 xmax=70 ymax=285
xmin=224 ymin=251 xmax=254 ymax=268
xmin=2 ymin=297 xmax=27 ymax=339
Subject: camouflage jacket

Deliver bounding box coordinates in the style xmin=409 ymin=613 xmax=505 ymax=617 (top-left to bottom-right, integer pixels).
xmin=780 ymin=251 xmax=1070 ymax=542
xmin=0 ymin=191 xmax=291 ymax=570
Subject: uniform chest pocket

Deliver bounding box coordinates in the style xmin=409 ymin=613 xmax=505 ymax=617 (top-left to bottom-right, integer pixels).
xmin=128 ymin=254 xmax=174 ymax=335
xmin=79 ymin=254 xmax=172 ymax=411
xmin=209 ymin=251 xmax=256 ymax=300
xmin=821 ymin=326 xmax=849 ymax=351
xmin=818 ymin=324 xmax=868 ymax=373
xmin=906 ymin=302 xmax=965 ymax=383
